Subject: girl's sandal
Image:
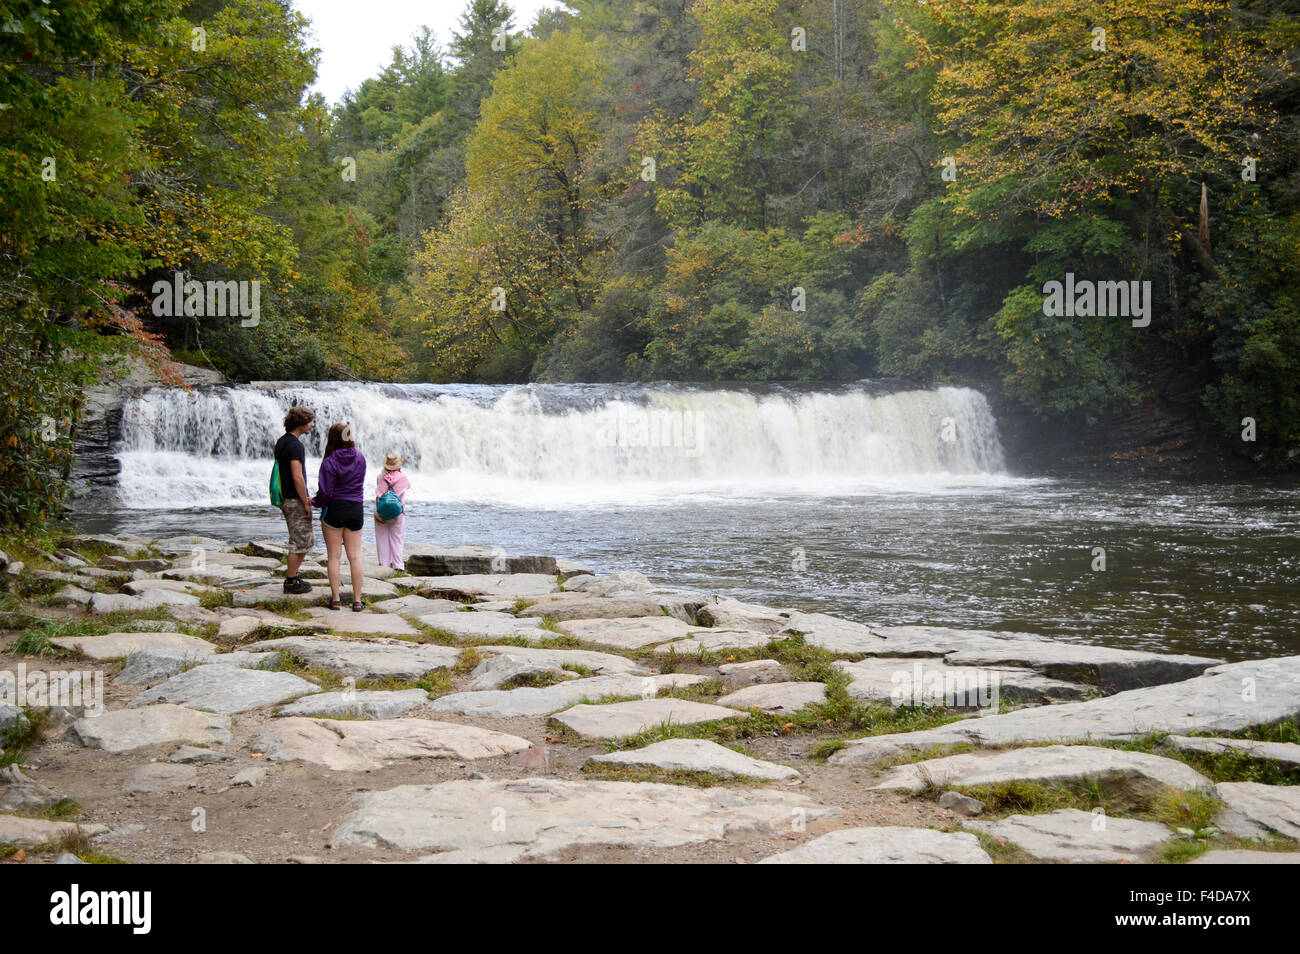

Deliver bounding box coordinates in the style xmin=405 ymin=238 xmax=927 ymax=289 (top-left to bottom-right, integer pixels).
xmin=351 ymin=601 xmax=364 ymax=613
xmin=328 ymin=598 xmax=342 ymax=611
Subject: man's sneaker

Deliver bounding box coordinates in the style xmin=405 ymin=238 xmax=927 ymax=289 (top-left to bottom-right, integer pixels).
xmin=283 ymin=576 xmax=311 ymax=595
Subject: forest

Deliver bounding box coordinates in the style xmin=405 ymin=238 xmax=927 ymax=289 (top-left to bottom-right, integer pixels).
xmin=2 ymin=0 xmax=1299 ymax=527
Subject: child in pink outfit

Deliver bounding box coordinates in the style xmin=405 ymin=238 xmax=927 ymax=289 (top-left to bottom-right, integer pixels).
xmin=374 ymin=453 xmax=411 ymax=570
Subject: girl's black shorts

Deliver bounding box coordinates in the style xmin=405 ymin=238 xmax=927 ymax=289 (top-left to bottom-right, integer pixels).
xmin=320 ymin=500 xmax=364 ymax=531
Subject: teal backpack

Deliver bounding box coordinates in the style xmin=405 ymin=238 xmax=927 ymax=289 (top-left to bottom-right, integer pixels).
xmin=376 ymin=473 xmax=404 ymax=520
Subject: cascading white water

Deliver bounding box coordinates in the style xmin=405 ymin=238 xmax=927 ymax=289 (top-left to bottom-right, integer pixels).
xmin=115 ymin=382 xmax=1009 ymax=508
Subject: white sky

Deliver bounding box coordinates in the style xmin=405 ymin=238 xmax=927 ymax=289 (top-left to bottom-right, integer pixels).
xmin=292 ymin=0 xmax=561 ymax=105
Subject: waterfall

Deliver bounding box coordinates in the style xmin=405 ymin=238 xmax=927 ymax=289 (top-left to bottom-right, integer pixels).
xmin=114 ymin=382 xmax=1009 ymax=509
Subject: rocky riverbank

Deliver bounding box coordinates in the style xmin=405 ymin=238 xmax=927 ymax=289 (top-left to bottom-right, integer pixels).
xmin=1 ymin=535 xmax=1298 ymax=864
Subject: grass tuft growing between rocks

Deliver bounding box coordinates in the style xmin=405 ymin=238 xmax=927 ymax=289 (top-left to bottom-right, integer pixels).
xmin=1104 ymin=725 xmax=1300 ymax=786
xmin=0 ymin=706 xmax=51 ymax=767
xmin=500 ymin=670 xmax=568 ymax=690
xmin=579 ymin=763 xmax=762 ymax=788
xmin=956 ymin=828 xmax=1037 ymax=864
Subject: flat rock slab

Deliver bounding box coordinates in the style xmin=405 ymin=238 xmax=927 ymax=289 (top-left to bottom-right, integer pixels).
xmin=655 ymin=631 xmax=775 ymax=654
xmin=588 ymin=739 xmax=800 ymax=780
xmin=757 ymin=826 xmax=992 ymax=864
xmin=300 ymin=608 xmax=418 ymax=636
xmin=835 ymin=657 xmax=1090 ymax=706
xmin=253 ymin=718 xmax=532 ymax=770
xmin=129 ymin=665 xmax=320 ymax=714
xmin=777 ymin=611 xmax=892 ymax=653
xmin=372 ymin=595 xmax=463 ymax=618
xmin=564 ymin=570 xmax=652 ymax=593
xmin=553 ymin=698 xmax=748 ymax=739
xmin=717 ymin=681 xmax=827 ymax=712
xmin=406 ymin=549 xmax=557 ymax=577
xmin=872 ymin=745 xmax=1210 ymax=798
xmin=418 ymin=574 xmax=558 ymax=599
xmin=418 ymin=611 xmax=544 ymax=641
xmin=231 ymin=585 xmax=323 ymax=607
xmin=967 ymin=808 xmax=1173 ymax=862
xmin=0 ymin=815 xmax=107 ymax=846
xmin=473 ymin=645 xmax=648 ymax=676
xmin=68 ymin=704 xmax=232 ymax=753
xmin=1162 ymin=735 xmax=1300 ymax=767
xmin=523 ymin=595 xmax=694 ymax=622
xmin=830 ymin=656 xmax=1300 ymax=764
xmin=51 ymin=631 xmax=215 ymax=661
xmin=332 ymin=778 xmax=839 ymax=859
xmin=116 ymin=648 xmax=278 ymax=685
xmin=278 ymin=688 xmax=429 ymax=720
xmin=122 ymin=762 xmax=198 ymax=793
xmin=89 ymin=590 xmax=199 ymax=613
xmin=217 ymin=614 xmax=303 ymax=638
xmin=244 ymin=635 xmax=461 ymax=680
xmin=427 ymin=674 xmax=705 ymax=719
xmin=463 ymin=654 xmax=575 ymax=691
xmin=1213 ymin=781 xmax=1300 ymax=839
xmin=865 ymin=626 xmax=1221 ymax=691
xmin=1190 ymin=849 xmax=1300 ymax=864
xmin=122 ymin=578 xmax=219 ymax=596
xmin=695 ymin=596 xmax=791 ymax=635
xmin=556 ymin=615 xmax=700 ymax=649
xmin=720 ymin=659 xmax=792 ymax=685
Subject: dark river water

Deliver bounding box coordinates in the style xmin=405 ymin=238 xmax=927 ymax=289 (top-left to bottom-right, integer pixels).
xmin=76 ymin=478 xmax=1300 ymax=662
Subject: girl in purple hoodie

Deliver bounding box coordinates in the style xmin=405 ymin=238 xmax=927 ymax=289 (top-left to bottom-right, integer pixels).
xmin=313 ymin=422 xmax=369 ymax=611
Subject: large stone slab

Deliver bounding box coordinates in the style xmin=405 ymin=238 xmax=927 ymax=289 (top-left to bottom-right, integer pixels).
xmin=830 ymin=656 xmax=1300 ymax=764
xmin=372 ymin=595 xmax=463 ymax=618
xmin=720 ymin=659 xmax=792 ymax=685
xmin=846 ymin=626 xmax=1220 ymax=690
xmin=564 ymin=571 xmax=653 ymax=596
xmin=116 ymin=648 xmax=278 ymax=684
xmin=426 ymin=673 xmax=704 ymax=719
xmin=1213 ymin=781 xmax=1300 ymax=839
xmin=522 ymin=593 xmax=702 ymax=623
xmin=406 ymin=548 xmax=557 ymax=577
xmin=553 ymin=698 xmax=747 ymax=739
xmin=473 ymin=645 xmax=649 ymax=676
xmin=966 ymin=809 xmax=1173 ymax=862
xmin=871 ymin=745 xmax=1211 ymax=798
xmin=418 ymin=574 xmax=558 ymax=599
xmin=1162 ymin=735 xmax=1300 ymax=767
xmin=253 ymin=718 xmax=532 ymax=770
xmin=50 ymin=631 xmax=215 ymax=661
xmin=0 ymin=815 xmax=107 ymax=846
xmin=129 ymin=665 xmax=320 ymax=714
xmin=463 ymin=654 xmax=576 ymax=691
xmin=588 ymin=739 xmax=800 ymax=780
xmin=332 ymin=778 xmax=839 ymax=859
xmin=300 ymin=608 xmax=418 ymax=636
xmin=717 ymin=682 xmax=827 ymax=712
xmin=88 ymin=590 xmax=199 ymax=613
xmin=557 ymin=616 xmax=701 ymax=649
xmin=122 ymin=762 xmax=198 ymax=794
xmin=654 ymin=630 xmax=775 ymax=654
xmin=417 ymin=611 xmax=544 ymax=641
xmin=278 ymin=688 xmax=429 ymax=720
xmin=694 ymin=596 xmax=791 ymax=635
xmin=757 ymin=827 xmax=992 ymax=864
xmin=68 ymin=704 xmax=232 ymax=752
xmin=834 ymin=657 xmax=1090 ymax=706
xmin=244 ymin=635 xmax=461 ymax=680
xmin=122 ymin=578 xmax=219 ymax=596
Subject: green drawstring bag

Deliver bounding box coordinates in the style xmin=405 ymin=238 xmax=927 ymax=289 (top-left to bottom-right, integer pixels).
xmin=270 ymin=460 xmax=283 ymax=508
